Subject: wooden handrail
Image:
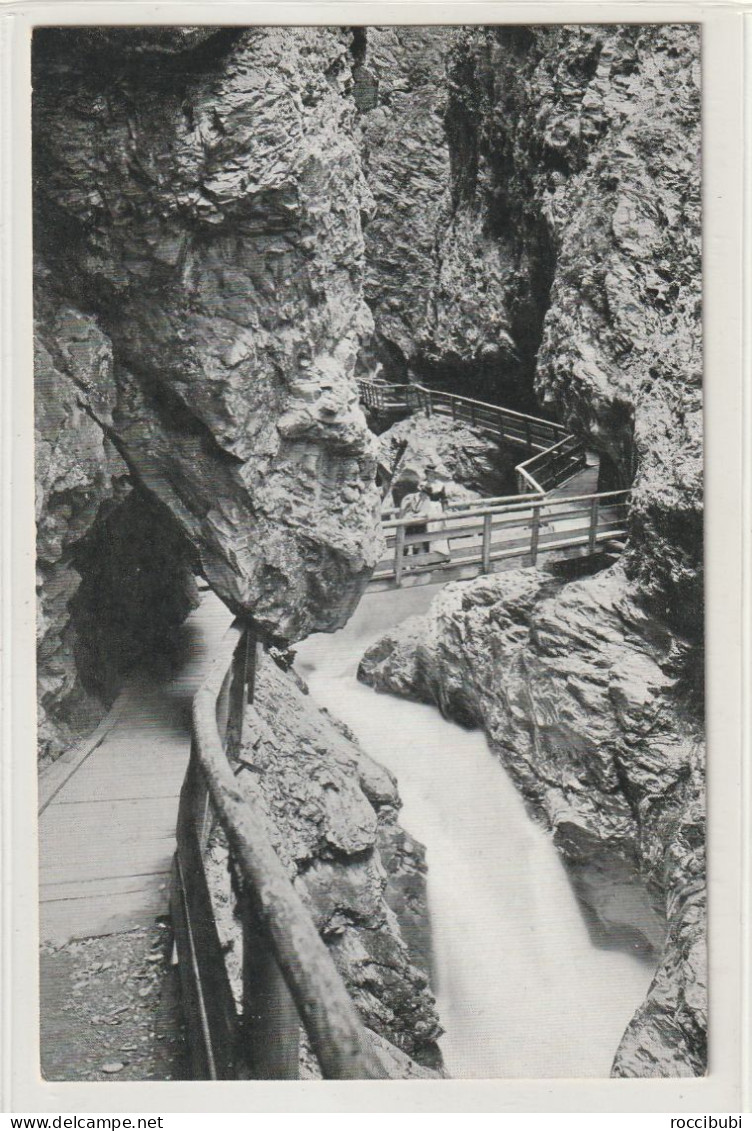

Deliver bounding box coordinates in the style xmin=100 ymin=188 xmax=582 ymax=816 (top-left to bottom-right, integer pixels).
xmin=357 ymin=378 xmax=585 ymax=501
xmin=381 ymin=489 xmax=629 ymax=530
xmin=517 ymin=465 xmax=546 ymax=495
xmin=517 ymin=432 xmax=579 ymax=462
xmin=515 ymin=434 xmax=587 ymax=495
xmin=358 ymin=377 xmax=631 ymax=587
xmin=172 ymin=623 xmax=386 ymax=1080
xmin=372 ymin=488 xmax=630 ymax=588
xmin=381 ymin=489 xmax=545 ymax=521
xmin=357 ymin=378 xmax=565 ymax=432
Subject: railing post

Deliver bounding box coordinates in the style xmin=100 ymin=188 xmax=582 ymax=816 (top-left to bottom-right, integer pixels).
xmin=588 ymin=496 xmax=599 ymax=553
xmin=469 ymin=401 xmax=475 ymax=428
xmin=239 ymin=892 xmax=300 ymax=1080
xmin=482 ymin=512 xmax=492 ymax=573
xmin=216 ymin=671 xmax=232 ymax=750
xmin=394 ymin=525 xmax=405 ymax=587
xmin=530 ymin=503 xmax=541 ymax=565
xmin=191 ymin=739 xmax=214 ymax=853
xmin=226 ymin=630 xmax=256 ymax=761
xmin=525 ymin=420 xmax=532 ymax=453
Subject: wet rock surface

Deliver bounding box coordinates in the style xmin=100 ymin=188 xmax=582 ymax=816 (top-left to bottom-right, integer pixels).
xmin=359 ymin=565 xmax=705 ymax=1076
xmin=35 ymin=295 xmax=129 ymax=761
xmin=356 ymin=27 xmax=456 ymax=376
xmin=204 ymin=649 xmax=443 ymax=1074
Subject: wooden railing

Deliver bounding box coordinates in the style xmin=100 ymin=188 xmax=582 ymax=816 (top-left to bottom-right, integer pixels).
xmin=516 ymin=434 xmax=588 ymax=495
xmin=369 ymin=489 xmax=630 ymax=590
xmin=358 ymin=379 xmax=414 ymax=417
xmin=358 ymin=379 xmax=565 ymax=454
xmin=357 ymin=379 xmax=587 ymax=498
xmin=171 ymin=624 xmax=386 ymax=1080
xmin=380 ymin=490 xmax=536 ymax=523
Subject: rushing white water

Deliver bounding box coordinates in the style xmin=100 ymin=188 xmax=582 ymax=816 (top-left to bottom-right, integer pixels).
xmin=295 ymin=586 xmax=658 ymax=1079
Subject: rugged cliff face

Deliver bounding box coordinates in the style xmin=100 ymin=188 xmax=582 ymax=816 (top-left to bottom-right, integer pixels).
xmin=355 ymin=27 xmax=455 ymax=379
xmin=34 ymin=27 xmax=384 ymax=753
xmin=34 ymin=22 xmax=704 ymax=1078
xmin=34 ymin=26 xmax=444 ymax=1079
xmin=358 ymin=24 xmax=704 ymax=1078
xmin=360 ymin=26 xmax=702 ymax=605
xmin=456 ymin=25 xmax=702 ymax=632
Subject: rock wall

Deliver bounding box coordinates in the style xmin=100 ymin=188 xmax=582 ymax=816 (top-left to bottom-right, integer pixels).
xmin=34 ymin=27 xmax=385 ymax=753
xmin=34 ymin=29 xmax=454 ymax=1073
xmin=377 ymin=413 xmax=517 ymax=501
xmin=460 ymin=25 xmax=702 ymax=631
xmin=355 ymin=27 xmax=455 ymax=378
xmin=33 ymin=27 xmax=383 ymax=641
xmin=357 ymin=24 xmax=704 ymax=1077
xmin=35 ymin=289 xmax=129 ymax=760
xmin=384 ymin=24 xmax=702 ymax=631
xmin=355 ymin=26 xmax=532 ymax=407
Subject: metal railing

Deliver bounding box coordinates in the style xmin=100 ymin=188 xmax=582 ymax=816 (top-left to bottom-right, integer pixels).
xmin=171 ymin=625 xmax=386 ymax=1080
xmin=370 ymin=489 xmax=630 ymax=590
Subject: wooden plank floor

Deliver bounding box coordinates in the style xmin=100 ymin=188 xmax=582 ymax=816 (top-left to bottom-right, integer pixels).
xmin=549 ymin=457 xmax=600 ymax=499
xmin=39 ymin=592 xmax=233 ymax=946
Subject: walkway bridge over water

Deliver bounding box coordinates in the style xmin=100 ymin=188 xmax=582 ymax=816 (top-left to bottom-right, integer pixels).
xmin=40 ymin=380 xmax=631 ymax=1080
xmin=359 ymin=379 xmax=629 ymax=590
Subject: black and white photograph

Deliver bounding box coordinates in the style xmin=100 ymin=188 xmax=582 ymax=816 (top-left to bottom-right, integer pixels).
xmin=30 ymin=19 xmax=708 ymax=1086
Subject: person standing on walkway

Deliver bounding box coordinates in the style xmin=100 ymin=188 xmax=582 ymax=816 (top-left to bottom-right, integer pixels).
xmin=422 ymin=465 xmax=452 ymax=562
xmin=398 ymin=480 xmax=430 ymax=556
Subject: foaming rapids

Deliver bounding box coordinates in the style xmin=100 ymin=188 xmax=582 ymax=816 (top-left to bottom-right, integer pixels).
xmin=296 ymin=586 xmax=657 ymax=1078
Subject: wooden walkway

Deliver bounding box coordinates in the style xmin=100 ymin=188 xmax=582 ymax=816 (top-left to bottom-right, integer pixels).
xmin=36 ymin=434 xmax=608 ymax=944
xmin=38 ymin=593 xmax=232 ymax=945
xmin=550 ymin=460 xmax=599 ymax=499
xmin=359 ymin=377 xmax=626 ymax=592
xmin=368 ymin=474 xmax=627 ymax=592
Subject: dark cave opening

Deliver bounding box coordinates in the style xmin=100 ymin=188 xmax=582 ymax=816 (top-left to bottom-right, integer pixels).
xmin=596 ymin=450 xmax=626 ymax=493
xmin=508 ymin=215 xmax=559 ymax=395
xmin=70 ymin=491 xmax=199 ymax=705
xmin=410 ymin=353 xmax=555 ymax=420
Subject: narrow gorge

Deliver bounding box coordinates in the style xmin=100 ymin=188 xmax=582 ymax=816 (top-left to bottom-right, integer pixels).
xmin=34 ymin=24 xmax=703 ymax=1081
